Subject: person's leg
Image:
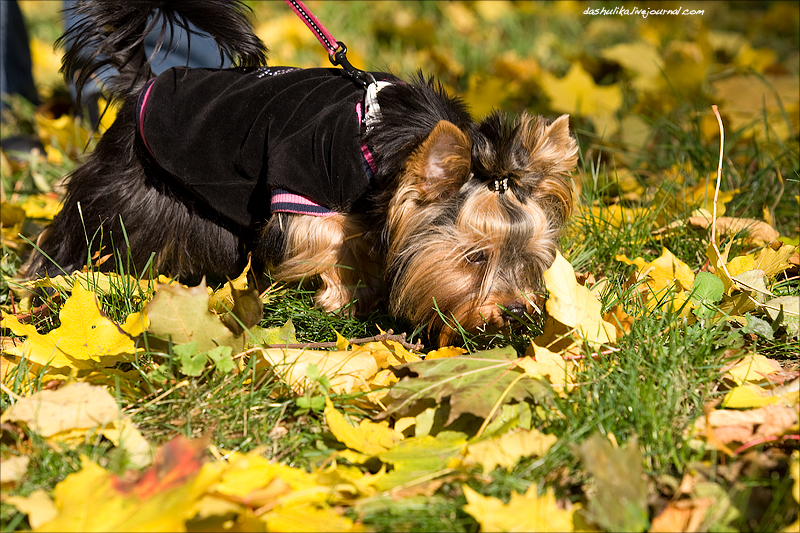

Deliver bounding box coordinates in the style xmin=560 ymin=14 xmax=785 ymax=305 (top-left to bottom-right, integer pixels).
xmin=62 ymin=0 xmax=231 ymax=124
xmin=0 ymin=0 xmax=39 ymax=111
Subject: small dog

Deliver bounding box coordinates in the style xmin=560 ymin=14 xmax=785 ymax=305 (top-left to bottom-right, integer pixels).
xmin=26 ymin=0 xmax=578 ymax=346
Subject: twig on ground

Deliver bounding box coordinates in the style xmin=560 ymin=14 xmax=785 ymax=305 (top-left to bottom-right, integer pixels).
xmin=264 ymin=329 xmax=424 ymax=351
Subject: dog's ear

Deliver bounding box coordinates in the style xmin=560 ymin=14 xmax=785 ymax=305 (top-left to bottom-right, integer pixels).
xmin=519 ymin=113 xmax=579 ymax=223
xmin=407 ymin=121 xmax=471 ymax=202
xmin=520 ymin=114 xmax=578 ymax=178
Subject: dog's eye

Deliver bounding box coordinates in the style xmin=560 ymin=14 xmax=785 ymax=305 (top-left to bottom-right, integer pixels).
xmin=465 ymin=250 xmax=487 ymax=264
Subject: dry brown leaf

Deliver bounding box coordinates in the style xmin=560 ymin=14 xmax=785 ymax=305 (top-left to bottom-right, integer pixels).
xmin=694 ymin=404 xmax=798 ymax=445
xmin=686 ymin=215 xmax=779 ymax=244
xmin=649 ymin=502 xmax=692 ymax=532
xmin=602 ymin=305 xmax=635 ymax=338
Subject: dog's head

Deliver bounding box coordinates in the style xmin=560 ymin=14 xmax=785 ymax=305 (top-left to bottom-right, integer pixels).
xmin=386 ymin=112 xmax=579 ymax=346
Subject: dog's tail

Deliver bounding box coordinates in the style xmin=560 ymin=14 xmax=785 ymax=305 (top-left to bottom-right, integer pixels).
xmin=58 ymin=0 xmax=268 ymax=102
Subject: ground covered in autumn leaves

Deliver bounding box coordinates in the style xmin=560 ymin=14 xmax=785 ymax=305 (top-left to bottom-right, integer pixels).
xmin=1 ymin=1 xmax=799 ymax=532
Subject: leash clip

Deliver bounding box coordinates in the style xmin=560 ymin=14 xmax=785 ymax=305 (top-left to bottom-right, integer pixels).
xmin=330 ymin=41 xmax=376 ymax=88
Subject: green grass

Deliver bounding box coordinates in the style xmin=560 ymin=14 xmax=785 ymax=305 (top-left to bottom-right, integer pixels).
xmin=2 ymin=2 xmax=799 ymax=532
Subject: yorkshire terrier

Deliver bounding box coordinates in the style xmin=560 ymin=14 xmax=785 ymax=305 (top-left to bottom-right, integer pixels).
xmin=25 ymin=0 xmax=578 ymax=346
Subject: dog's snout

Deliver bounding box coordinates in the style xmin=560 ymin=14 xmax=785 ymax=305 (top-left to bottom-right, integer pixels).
xmin=502 ymin=301 xmax=528 ymax=320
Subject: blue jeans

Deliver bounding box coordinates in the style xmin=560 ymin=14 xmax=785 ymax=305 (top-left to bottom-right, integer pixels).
xmin=0 ymin=1 xmax=39 ymax=110
xmin=61 ymin=0 xmax=233 ymax=122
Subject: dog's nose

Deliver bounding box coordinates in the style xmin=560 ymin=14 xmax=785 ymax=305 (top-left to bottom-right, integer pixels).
xmin=502 ymin=301 xmax=528 ymax=320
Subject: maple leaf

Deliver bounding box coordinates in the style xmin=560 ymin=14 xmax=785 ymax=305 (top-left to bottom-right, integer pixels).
xmin=202 ymin=450 xmax=324 ymax=509
xmin=540 ymin=63 xmax=623 ymax=136
xmin=5 ymin=490 xmax=58 ymax=529
xmin=373 ymin=431 xmax=467 ymax=492
xmin=575 ymin=433 xmax=649 ymax=532
xmin=616 ymin=247 xmax=695 ymax=296
xmin=30 ymin=271 xmax=153 ymax=298
xmin=144 ymin=279 xmax=243 ymax=352
xmin=256 ymin=346 xmax=379 ymax=395
xmin=744 ymin=243 xmax=797 ymax=279
xmin=424 ymin=346 xmax=468 ymax=359
xmin=263 ymin=501 xmax=367 ymax=532
xmin=0 ymin=201 xmax=26 ymax=250
xmin=1 ymin=282 xmax=147 ymax=375
xmin=206 ymin=260 xmax=251 ymax=314
xmin=187 ymin=449 xmax=367 ymax=530
xmin=694 ymin=404 xmax=798 ymax=447
xmin=463 ymin=484 xmax=583 ymax=532
xmin=20 ymin=193 xmax=62 ymax=220
xmin=383 ymin=346 xmax=551 ymax=426
xmin=205 ymin=260 xmax=263 ymax=335
xmin=602 ymin=305 xmax=635 ymax=338
xmin=519 ymin=344 xmax=579 ymax=397
xmin=463 ymin=73 xmax=513 ymax=118
xmin=0 ymin=383 xmax=152 ymax=467
xmin=463 ymin=427 xmax=558 ymax=472
xmin=724 ymin=353 xmax=782 ymax=386
xmin=712 ymin=73 xmax=799 ymax=141
xmin=324 ymin=397 xmax=403 ymax=458
xmin=600 ymin=41 xmax=664 ymax=93
xmin=536 ymin=251 xmax=616 ymax=349
xmin=25 ymin=435 xmax=222 ymax=532
xmin=248 ymin=319 xmax=298 ymax=347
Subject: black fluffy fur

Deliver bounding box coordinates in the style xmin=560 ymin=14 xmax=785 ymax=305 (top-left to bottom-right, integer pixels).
xmin=25 ymin=0 xmax=472 ymax=287
xmin=58 ymin=0 xmax=267 ymax=104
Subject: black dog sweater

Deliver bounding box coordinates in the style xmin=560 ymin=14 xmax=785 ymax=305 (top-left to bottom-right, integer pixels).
xmin=136 ymin=66 xmax=392 ymax=227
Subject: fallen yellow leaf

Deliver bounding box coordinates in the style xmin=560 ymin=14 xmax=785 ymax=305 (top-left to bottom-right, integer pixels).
xmin=519 ymin=345 xmax=577 ymax=395
xmin=5 ymin=490 xmax=58 ymax=530
xmin=1 ymin=282 xmax=148 ymax=375
xmin=724 ymin=353 xmax=782 ymax=385
xmin=33 ymin=436 xmax=222 ymax=532
xmin=0 ymin=383 xmax=152 ymax=467
xmin=262 ymin=501 xmax=366 ymax=532
xmin=257 ymin=346 xmax=379 ymax=395
xmin=722 ymin=382 xmax=799 ymax=409
xmin=542 ymin=252 xmax=616 ymax=347
xmin=540 ymin=63 xmax=623 ymax=136
xmin=325 ymin=397 xmax=402 ymax=457
xmin=464 ymin=428 xmax=558 ymax=472
xmin=616 ymin=247 xmax=695 ymax=296
xmin=463 ymin=484 xmax=581 ymax=532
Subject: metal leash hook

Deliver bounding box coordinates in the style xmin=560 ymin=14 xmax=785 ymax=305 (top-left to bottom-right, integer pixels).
xmin=285 ymin=0 xmax=375 ymax=88
xmin=329 ymin=41 xmax=376 ymax=88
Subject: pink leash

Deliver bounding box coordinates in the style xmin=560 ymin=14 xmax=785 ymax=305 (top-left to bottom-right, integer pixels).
xmin=285 ymin=0 xmax=339 ymax=55
xmin=284 ymin=0 xmax=375 ymax=87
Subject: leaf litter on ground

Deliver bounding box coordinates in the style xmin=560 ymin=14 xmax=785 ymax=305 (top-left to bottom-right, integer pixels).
xmin=2 ymin=2 xmax=799 ymax=531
